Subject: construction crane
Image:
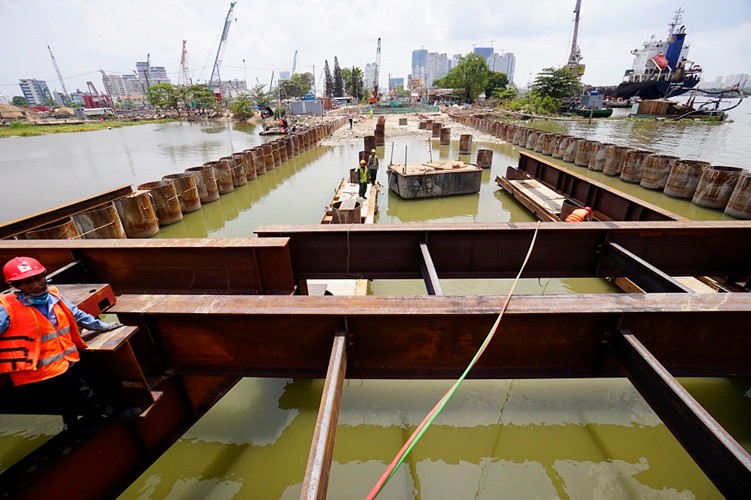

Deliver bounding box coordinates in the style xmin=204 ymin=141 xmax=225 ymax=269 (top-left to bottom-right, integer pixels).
xmin=209 ymin=2 xmax=237 ymax=97
xmin=178 ymin=40 xmax=192 ymax=86
xmin=565 ymin=0 xmax=585 ymax=75
xmin=47 ymin=45 xmax=70 ymax=105
xmin=291 ymin=50 xmax=297 ymax=76
xmin=369 ymin=38 xmax=381 ymax=104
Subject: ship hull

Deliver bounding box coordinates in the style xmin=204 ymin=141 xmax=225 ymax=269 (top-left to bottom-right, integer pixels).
xmin=613 ymin=76 xmax=701 ymax=100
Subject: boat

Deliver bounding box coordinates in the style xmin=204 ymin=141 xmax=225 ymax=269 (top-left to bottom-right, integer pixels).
xmin=574 ymin=107 xmax=613 ymax=118
xmin=387 ymin=160 xmax=482 ymax=199
xmin=612 ymin=9 xmax=702 ymax=99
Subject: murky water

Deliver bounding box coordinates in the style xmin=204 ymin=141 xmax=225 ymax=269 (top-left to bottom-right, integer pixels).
xmin=1 ymin=102 xmax=750 ymax=498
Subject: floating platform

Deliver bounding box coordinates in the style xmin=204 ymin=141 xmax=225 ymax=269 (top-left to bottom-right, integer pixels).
xmin=259 ymin=128 xmax=288 ymax=136
xmin=387 ymin=161 xmax=482 ymax=199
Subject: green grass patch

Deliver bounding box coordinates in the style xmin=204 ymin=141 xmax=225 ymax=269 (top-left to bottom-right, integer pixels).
xmin=0 ymin=119 xmax=174 ymax=138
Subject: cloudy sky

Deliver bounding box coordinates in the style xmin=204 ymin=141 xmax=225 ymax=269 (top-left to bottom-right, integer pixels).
xmin=1 ymin=0 xmax=749 ymax=99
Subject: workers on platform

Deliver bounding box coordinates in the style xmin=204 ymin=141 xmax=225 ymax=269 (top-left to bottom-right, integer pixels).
xmin=564 ymin=206 xmax=592 ymax=222
xmin=358 ymin=159 xmax=369 ymax=199
xmin=367 ymin=148 xmax=380 ymax=185
xmin=0 ymin=256 xmax=141 ymax=433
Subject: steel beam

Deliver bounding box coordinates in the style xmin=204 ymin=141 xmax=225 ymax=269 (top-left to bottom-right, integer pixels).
xmin=418 ymin=242 xmax=443 ymax=295
xmin=612 ymin=329 xmax=751 ymax=498
xmin=599 ymin=242 xmax=693 ymax=293
xmin=111 ymin=293 xmax=751 ymax=378
xmin=301 ymin=327 xmax=347 ymax=499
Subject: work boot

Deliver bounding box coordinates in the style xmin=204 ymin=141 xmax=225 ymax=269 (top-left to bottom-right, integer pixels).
xmin=101 ymin=404 xmax=142 ymax=422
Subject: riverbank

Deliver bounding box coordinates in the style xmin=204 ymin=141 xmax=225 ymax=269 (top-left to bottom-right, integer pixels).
xmin=0 ymin=118 xmax=175 ymax=138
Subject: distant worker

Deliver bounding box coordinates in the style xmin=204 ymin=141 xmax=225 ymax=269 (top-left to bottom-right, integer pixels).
xmin=357 ymin=159 xmax=369 ymax=199
xmin=367 ymin=148 xmax=380 ymax=184
xmin=564 ymin=206 xmax=592 ymax=222
xmin=0 ymin=256 xmax=141 ymax=434
xmin=349 ymin=113 xmax=354 ymax=129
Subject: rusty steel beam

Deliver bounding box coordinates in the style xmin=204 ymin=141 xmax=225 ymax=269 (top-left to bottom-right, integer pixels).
xmin=0 ymin=238 xmax=295 ymax=294
xmin=599 ymin=242 xmax=693 ymax=293
xmin=418 ymin=242 xmax=443 ymax=295
xmin=255 ymin=222 xmax=751 ymax=280
xmin=111 ymin=293 xmax=751 ymax=378
xmin=301 ymin=327 xmax=347 ymax=500
xmin=612 ymin=329 xmax=751 ymax=498
xmin=517 ymin=151 xmax=683 ymax=222
xmin=0 ymin=185 xmax=134 ymax=240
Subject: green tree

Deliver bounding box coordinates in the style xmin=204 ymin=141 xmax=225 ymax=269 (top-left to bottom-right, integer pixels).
xmin=185 ymin=84 xmax=216 ymax=114
xmin=437 ymin=53 xmax=490 ymax=103
xmin=12 ymin=96 xmax=29 ymax=106
xmin=529 ymin=67 xmax=582 ymax=101
xmin=230 ymin=93 xmax=255 ymax=120
xmin=323 ymin=59 xmax=333 ymax=98
xmin=485 ymin=72 xmax=509 ymax=100
xmin=342 ymin=66 xmax=364 ymax=102
xmin=147 ymin=83 xmax=182 ymax=116
xmin=333 ymin=57 xmax=344 ymax=97
xmin=249 ymin=83 xmax=273 ymax=107
xmin=279 ymin=72 xmax=313 ymax=99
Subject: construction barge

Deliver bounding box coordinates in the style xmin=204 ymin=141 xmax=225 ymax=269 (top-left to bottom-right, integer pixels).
xmin=387 ymin=160 xmax=482 ymax=199
xmin=1 ymin=153 xmax=751 ymax=497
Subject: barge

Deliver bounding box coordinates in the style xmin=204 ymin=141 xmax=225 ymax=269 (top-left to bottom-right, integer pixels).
xmin=387 ymin=160 xmax=482 ymax=199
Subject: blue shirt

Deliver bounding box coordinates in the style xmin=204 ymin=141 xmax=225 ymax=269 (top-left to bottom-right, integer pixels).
xmin=0 ymin=291 xmax=111 ymax=334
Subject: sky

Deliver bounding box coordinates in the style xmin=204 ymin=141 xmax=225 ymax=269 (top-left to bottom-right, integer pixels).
xmin=1 ymin=0 xmax=750 ymax=100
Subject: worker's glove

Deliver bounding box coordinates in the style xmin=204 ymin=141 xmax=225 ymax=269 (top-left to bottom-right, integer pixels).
xmin=102 ymin=321 xmax=125 ymax=331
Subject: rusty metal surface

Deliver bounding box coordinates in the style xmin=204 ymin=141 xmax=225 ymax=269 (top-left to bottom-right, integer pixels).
xmin=517 ymin=151 xmax=683 ymax=222
xmin=0 ymin=238 xmax=295 ymax=294
xmin=612 ymin=330 xmax=751 ymax=498
xmin=0 ymin=185 xmax=134 ymax=240
xmin=255 ymin=222 xmax=751 ymax=280
xmin=599 ymin=242 xmax=694 ymax=293
xmin=301 ymin=328 xmax=347 ymax=500
xmin=111 ymin=293 xmax=751 ymax=378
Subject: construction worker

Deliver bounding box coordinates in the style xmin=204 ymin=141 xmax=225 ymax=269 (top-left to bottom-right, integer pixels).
xmin=357 ymin=159 xmax=369 ymax=199
xmin=367 ymin=148 xmax=379 ymax=185
xmin=0 ymin=256 xmax=141 ymax=433
xmin=564 ymin=206 xmax=592 ymax=222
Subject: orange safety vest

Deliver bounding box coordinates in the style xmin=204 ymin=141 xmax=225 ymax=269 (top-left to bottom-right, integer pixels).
xmin=0 ymin=287 xmax=87 ymax=386
xmin=565 ymin=208 xmax=590 ymax=223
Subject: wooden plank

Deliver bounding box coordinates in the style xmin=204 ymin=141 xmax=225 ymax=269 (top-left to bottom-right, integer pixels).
xmin=419 ymin=242 xmax=443 ymax=295
xmin=612 ymin=329 xmax=751 ymax=497
xmin=110 ymin=293 xmax=751 ymax=378
xmin=301 ymin=328 xmax=347 ymax=499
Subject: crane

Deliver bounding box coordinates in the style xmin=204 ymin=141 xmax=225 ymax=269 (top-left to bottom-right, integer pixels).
xmin=369 ymin=37 xmax=381 ymax=104
xmin=209 ymin=2 xmax=237 ymax=97
xmin=291 ymin=50 xmax=297 ymax=76
xmin=47 ymin=45 xmax=70 ymax=105
xmin=178 ymin=40 xmax=192 ymax=86
xmin=565 ymin=0 xmax=584 ymax=75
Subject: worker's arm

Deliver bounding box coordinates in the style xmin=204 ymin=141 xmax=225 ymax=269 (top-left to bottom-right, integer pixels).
xmin=0 ymin=304 xmax=10 ymax=335
xmin=61 ymin=296 xmax=122 ymax=332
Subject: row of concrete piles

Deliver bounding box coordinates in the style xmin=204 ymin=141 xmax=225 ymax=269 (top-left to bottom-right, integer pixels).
xmin=23 ymin=118 xmax=349 ymax=240
xmin=416 ymin=118 xmax=494 ymax=168
xmin=451 ymin=114 xmax=751 ymax=220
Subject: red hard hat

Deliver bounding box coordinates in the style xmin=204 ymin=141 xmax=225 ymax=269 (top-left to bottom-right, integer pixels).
xmin=585 ymin=206 xmax=592 ymax=213
xmin=3 ymin=256 xmax=46 ymax=282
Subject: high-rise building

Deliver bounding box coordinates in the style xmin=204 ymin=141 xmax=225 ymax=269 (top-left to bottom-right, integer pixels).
xmin=485 ymin=52 xmax=516 ymax=84
xmin=135 ymin=62 xmax=171 ymax=89
xmin=450 ymin=54 xmax=462 ymax=70
xmin=474 ymin=47 xmax=493 ymax=59
xmin=411 ymin=49 xmax=428 ymax=84
xmin=102 ymin=73 xmax=128 ymax=98
xmin=18 ymin=79 xmax=52 ymax=105
xmin=364 ymin=63 xmax=377 ymax=90
xmin=123 ymin=74 xmax=145 ymax=95
xmin=424 ymin=52 xmax=450 ymax=87
xmin=389 ymin=77 xmax=405 ymax=90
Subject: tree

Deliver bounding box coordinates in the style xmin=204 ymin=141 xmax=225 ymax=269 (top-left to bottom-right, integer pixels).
xmin=437 ymin=53 xmax=490 ymax=103
xmin=323 ymin=60 xmax=333 ymax=98
xmin=529 ymin=67 xmax=582 ymax=101
xmin=279 ymin=72 xmax=313 ymax=99
xmin=485 ymin=72 xmax=509 ymax=100
xmin=147 ymin=83 xmax=182 ymax=116
xmin=342 ymin=66 xmax=364 ymax=102
xmin=186 ymin=84 xmax=216 ymax=114
xmin=333 ymin=57 xmax=344 ymax=98
xmin=12 ymin=96 xmax=28 ymax=106
xmin=230 ymin=93 xmax=255 ymax=120
xmin=249 ymin=83 xmax=273 ymax=107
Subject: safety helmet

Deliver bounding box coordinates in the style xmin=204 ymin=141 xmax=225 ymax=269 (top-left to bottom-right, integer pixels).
xmin=3 ymin=256 xmax=46 ymax=282
xmin=585 ymin=206 xmax=592 ymax=213
xmin=360 ymin=159 xmax=366 ymax=165
xmin=371 ymin=149 xmax=376 ymax=153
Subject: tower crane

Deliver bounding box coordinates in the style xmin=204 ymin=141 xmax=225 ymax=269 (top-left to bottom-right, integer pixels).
xmin=179 ymin=40 xmax=192 ymax=86
xmin=209 ymin=2 xmax=237 ymax=97
xmin=369 ymin=38 xmax=381 ymax=104
xmin=565 ymin=0 xmax=584 ymax=75
xmin=291 ymin=50 xmax=297 ymax=76
xmin=47 ymin=45 xmax=70 ymax=105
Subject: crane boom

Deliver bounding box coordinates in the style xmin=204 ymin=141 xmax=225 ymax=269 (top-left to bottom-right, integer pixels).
xmin=291 ymin=50 xmax=297 ymax=75
xmin=47 ymin=45 xmax=69 ymax=105
xmin=209 ymin=2 xmax=237 ymax=93
xmin=567 ymin=0 xmax=583 ymax=67
xmin=179 ymin=40 xmax=192 ymax=86
xmin=368 ymin=38 xmax=381 ymax=104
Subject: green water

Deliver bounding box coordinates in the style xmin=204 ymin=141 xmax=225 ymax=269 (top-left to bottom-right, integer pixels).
xmin=1 ymin=108 xmax=750 ymax=498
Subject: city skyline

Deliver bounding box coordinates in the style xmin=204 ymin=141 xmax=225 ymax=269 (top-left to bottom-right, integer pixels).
xmin=1 ymin=0 xmax=749 ymax=102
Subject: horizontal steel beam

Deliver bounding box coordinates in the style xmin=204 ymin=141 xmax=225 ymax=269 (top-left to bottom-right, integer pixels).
xmin=111 ymin=293 xmax=751 ymax=379
xmin=255 ymin=222 xmax=751 ymax=279
xmin=612 ymin=329 xmax=751 ymax=498
xmin=599 ymin=242 xmax=693 ymax=293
